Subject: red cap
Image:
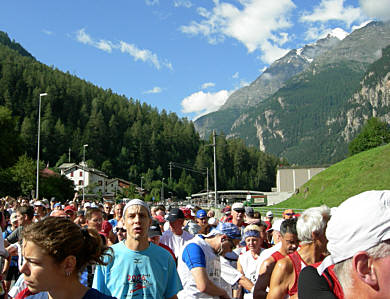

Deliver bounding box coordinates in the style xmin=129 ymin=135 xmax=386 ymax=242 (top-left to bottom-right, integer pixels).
xmin=64 ymin=206 xmax=76 ymax=213
xmin=100 ymin=220 xmax=112 ymax=237
xmin=180 ymin=208 xmax=193 ymax=219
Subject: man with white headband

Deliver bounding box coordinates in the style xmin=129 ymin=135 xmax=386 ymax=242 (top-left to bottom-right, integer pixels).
xmin=93 ymin=199 xmax=182 ymax=299
xmin=298 ymin=190 xmax=390 ymax=299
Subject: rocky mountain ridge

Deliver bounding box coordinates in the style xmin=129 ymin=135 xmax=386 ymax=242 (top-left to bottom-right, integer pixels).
xmin=195 ymin=21 xmax=390 ymax=165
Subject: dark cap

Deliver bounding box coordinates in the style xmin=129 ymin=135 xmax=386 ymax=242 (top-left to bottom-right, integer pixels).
xmin=148 ymin=220 xmax=162 ymax=237
xmin=166 ymin=208 xmax=184 ymax=222
xmin=245 ymin=206 xmax=254 ymax=217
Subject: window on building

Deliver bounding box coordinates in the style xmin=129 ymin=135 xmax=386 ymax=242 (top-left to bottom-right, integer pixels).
xmin=80 ymin=171 xmax=82 ymax=176
xmin=98 ymin=181 xmax=102 ymax=186
xmin=70 ymin=172 xmax=74 ymax=177
xmin=78 ymin=180 xmax=83 ymax=186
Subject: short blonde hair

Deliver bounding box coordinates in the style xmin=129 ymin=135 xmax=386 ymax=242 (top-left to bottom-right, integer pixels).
xmin=244 ymin=224 xmax=261 ymax=234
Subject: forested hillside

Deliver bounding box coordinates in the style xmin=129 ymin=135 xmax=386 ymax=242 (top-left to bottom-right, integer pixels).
xmin=0 ymin=32 xmax=280 ymax=199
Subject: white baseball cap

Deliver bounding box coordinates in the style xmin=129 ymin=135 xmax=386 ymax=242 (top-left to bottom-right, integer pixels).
xmin=318 ymin=190 xmax=390 ymax=274
xmin=266 ymin=211 xmax=273 ymax=217
xmin=232 ymin=202 xmax=245 ymax=211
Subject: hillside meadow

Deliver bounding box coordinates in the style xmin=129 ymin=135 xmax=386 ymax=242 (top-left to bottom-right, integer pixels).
xmin=271 ymin=143 xmax=390 ymax=210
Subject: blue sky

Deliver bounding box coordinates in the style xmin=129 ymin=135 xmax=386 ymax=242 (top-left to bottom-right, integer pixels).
xmin=1 ymin=0 xmax=389 ymax=120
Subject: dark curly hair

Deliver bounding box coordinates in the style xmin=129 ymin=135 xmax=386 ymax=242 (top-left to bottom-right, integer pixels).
xmin=22 ymin=217 xmax=112 ymax=273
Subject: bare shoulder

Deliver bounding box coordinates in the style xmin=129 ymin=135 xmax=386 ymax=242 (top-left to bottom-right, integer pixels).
xmin=274 ymin=255 xmax=293 ymax=273
xmin=263 ymin=255 xmax=276 ymax=267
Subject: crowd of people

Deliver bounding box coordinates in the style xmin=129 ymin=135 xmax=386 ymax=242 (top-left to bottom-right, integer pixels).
xmin=0 ymin=190 xmax=389 ymax=299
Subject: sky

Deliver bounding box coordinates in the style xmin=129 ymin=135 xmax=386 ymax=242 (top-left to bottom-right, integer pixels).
xmin=1 ymin=0 xmax=390 ymax=120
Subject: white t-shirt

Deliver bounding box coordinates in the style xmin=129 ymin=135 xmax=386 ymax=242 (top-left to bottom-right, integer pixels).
xmin=160 ymin=228 xmax=194 ymax=258
xmin=238 ymin=249 xmax=263 ymax=299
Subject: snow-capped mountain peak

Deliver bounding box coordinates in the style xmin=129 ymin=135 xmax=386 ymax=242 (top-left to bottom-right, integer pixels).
xmin=328 ymin=28 xmax=349 ymax=40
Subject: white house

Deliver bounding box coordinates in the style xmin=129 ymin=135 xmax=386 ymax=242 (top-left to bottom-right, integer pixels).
xmin=58 ymin=162 xmax=109 ymax=196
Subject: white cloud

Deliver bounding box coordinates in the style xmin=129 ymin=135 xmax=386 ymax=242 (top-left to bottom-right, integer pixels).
xmin=181 ymin=89 xmax=233 ymax=119
xmin=300 ymin=0 xmax=363 ymax=27
xmin=145 ymin=0 xmax=159 ymax=6
xmin=239 ymin=80 xmax=250 ymax=88
xmin=180 ymin=0 xmax=295 ymax=64
xmin=144 ymin=87 xmax=162 ymax=94
xmin=303 ymin=25 xmax=349 ymax=41
xmin=201 ymin=82 xmax=215 ymax=89
xmin=120 ymin=41 xmax=161 ymax=69
xmin=359 ymin=0 xmax=390 ymax=22
xmin=260 ymin=41 xmax=290 ymax=64
xmin=232 ymin=72 xmax=239 ymax=79
xmin=75 ymin=29 xmax=172 ymax=70
xmin=42 ymin=29 xmax=53 ymax=36
xmin=97 ymin=40 xmax=113 ymax=53
xmin=174 ymin=0 xmax=192 ymax=8
xmin=76 ymin=28 xmax=94 ymax=45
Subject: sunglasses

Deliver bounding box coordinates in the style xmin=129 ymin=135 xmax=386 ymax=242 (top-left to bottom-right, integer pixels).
xmin=284 ymin=213 xmax=295 ymax=216
xmin=117 ymin=228 xmax=126 ymax=233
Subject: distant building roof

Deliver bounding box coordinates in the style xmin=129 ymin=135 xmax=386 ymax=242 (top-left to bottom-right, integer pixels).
xmin=107 ymin=178 xmax=131 ymax=185
xmin=62 ymin=164 xmax=108 ymax=178
xmin=41 ymin=167 xmax=59 ymax=177
xmin=58 ymin=163 xmax=76 ymax=169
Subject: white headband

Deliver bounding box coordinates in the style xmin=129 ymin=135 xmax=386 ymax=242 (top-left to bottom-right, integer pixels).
xmin=122 ymin=199 xmax=151 ymax=218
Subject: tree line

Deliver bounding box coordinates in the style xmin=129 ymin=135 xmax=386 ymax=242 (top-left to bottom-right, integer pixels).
xmin=0 ymin=31 xmax=281 ymax=201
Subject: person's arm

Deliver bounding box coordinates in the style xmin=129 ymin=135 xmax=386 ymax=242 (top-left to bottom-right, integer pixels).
xmin=190 ymin=267 xmax=230 ymax=298
xmin=237 ymin=258 xmax=254 ymax=292
xmin=1 ymin=254 xmax=11 ymax=277
xmin=0 ymin=230 xmax=9 ymax=258
xmin=253 ymin=257 xmax=276 ymax=299
xmin=4 ymin=227 xmax=20 ymax=247
xmin=266 ymin=258 xmax=293 ymax=299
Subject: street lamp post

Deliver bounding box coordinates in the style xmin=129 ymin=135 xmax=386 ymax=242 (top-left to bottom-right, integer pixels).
xmin=82 ymin=144 xmax=88 ymax=202
xmin=161 ymin=178 xmax=165 ymax=206
xmin=213 ymin=130 xmax=218 ymax=207
xmin=36 ymin=92 xmax=47 ymax=200
xmin=141 ymin=176 xmax=144 ymax=190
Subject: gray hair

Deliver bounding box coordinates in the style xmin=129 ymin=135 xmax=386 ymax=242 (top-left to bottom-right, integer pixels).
xmin=334 ymin=240 xmax=390 ymax=292
xmin=297 ymin=205 xmax=330 ymax=245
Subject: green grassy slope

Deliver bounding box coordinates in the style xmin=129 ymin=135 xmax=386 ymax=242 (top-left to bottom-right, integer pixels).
xmin=273 ymin=143 xmax=390 ymax=209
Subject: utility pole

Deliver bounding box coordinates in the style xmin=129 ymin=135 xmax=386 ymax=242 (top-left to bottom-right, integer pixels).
xmin=82 ymin=144 xmax=88 ymax=203
xmin=68 ymin=148 xmax=71 ymax=163
xmin=161 ymin=178 xmax=165 ymax=206
xmin=169 ymin=162 xmax=172 ymax=180
xmin=213 ymin=130 xmax=218 ymax=207
xmin=206 ymin=167 xmax=209 ymax=202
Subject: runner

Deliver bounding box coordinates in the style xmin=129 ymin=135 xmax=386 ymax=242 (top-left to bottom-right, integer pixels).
xmin=237 ymin=225 xmax=265 ymax=299
xmin=177 ymin=222 xmax=241 ymax=299
xmin=93 ymin=199 xmax=182 ymax=299
xmin=160 ymin=208 xmax=194 ymax=258
xmin=253 ymin=218 xmax=299 ymax=299
xmin=17 ymin=216 xmax=115 ymax=299
xmin=267 ymin=206 xmax=330 ymax=299
xmin=299 ymin=190 xmax=390 ymax=299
